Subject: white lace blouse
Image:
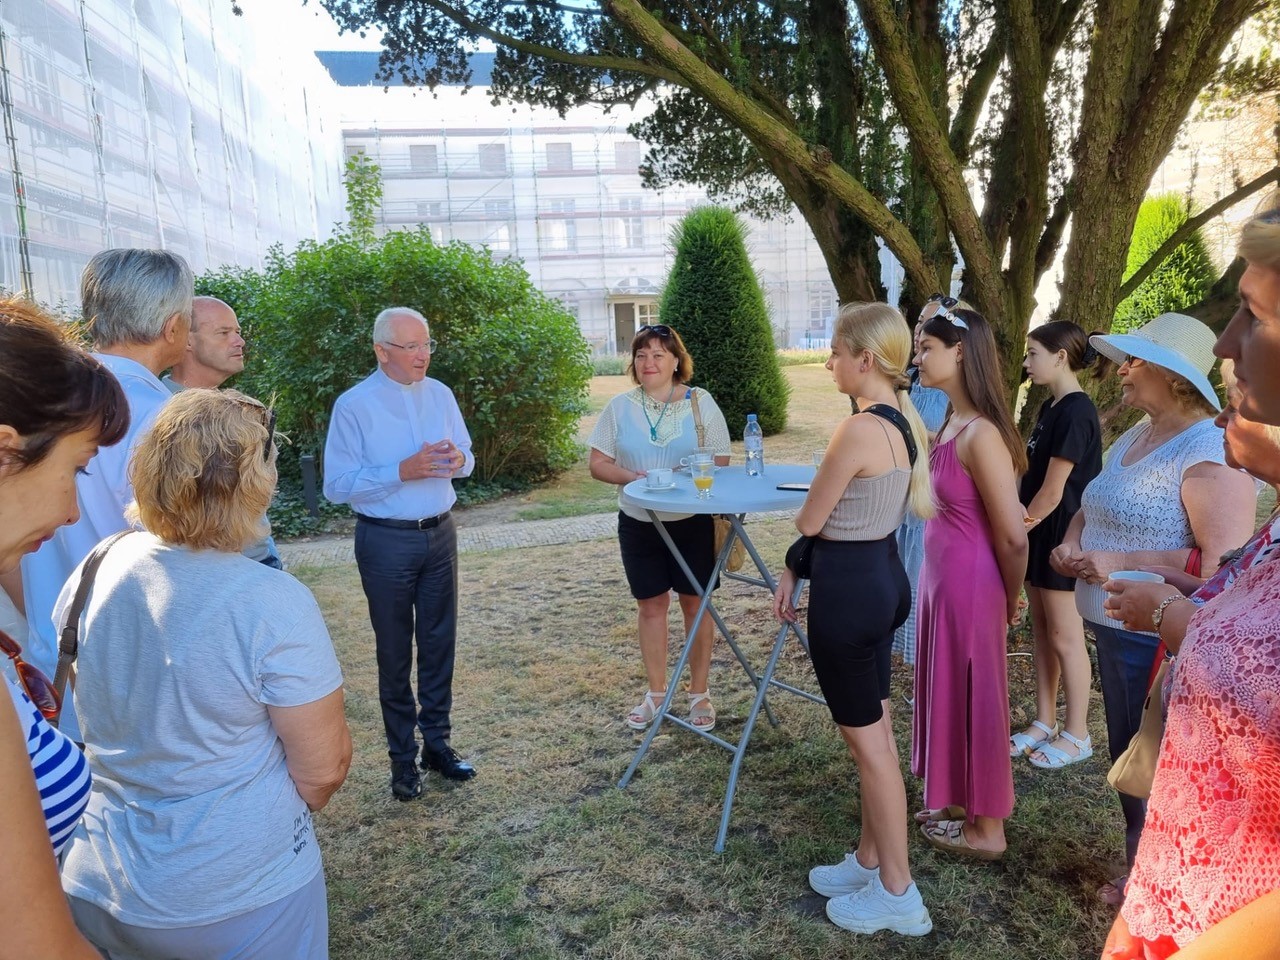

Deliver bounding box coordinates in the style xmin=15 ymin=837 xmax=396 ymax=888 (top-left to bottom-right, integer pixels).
xmin=1075 ymin=418 xmax=1228 ymax=630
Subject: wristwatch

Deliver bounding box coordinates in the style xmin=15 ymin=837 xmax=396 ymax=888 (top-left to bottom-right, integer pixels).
xmin=1151 ymin=594 xmax=1186 ymax=631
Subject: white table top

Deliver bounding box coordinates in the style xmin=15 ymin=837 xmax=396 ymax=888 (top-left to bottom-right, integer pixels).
xmin=622 ymin=463 xmax=815 ymax=515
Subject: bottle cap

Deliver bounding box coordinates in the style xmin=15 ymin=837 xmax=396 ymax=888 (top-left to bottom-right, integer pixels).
xmin=747 ymin=413 xmax=758 ymax=420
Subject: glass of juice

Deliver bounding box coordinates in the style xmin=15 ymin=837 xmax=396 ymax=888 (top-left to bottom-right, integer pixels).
xmin=692 ymin=460 xmax=715 ymax=500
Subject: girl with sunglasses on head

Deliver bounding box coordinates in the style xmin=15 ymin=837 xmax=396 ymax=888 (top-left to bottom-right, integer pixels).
xmin=910 ymin=304 xmax=1028 ymax=860
xmin=0 ymin=297 xmax=128 ymax=960
xmin=589 ymin=324 xmax=731 ymax=732
xmin=1010 ymin=322 xmax=1103 ymax=770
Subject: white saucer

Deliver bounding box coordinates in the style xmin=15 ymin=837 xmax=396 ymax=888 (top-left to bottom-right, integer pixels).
xmin=643 ymin=482 xmax=678 ymax=492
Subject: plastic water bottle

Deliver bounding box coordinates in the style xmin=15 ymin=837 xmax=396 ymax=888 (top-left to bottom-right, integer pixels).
xmin=744 ymin=414 xmax=764 ymax=476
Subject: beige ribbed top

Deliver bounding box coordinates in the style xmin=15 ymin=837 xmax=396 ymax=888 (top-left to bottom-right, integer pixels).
xmin=819 ymin=469 xmax=912 ymax=540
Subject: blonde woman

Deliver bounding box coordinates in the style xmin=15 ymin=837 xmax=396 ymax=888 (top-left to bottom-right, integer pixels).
xmin=60 ymin=390 xmax=352 ymax=960
xmin=773 ymin=303 xmax=935 ymax=937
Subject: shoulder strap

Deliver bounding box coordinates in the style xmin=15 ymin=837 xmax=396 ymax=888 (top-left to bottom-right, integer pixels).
xmin=688 ymin=387 xmax=707 ymax=448
xmin=863 ymin=404 xmax=917 ymax=467
xmin=50 ymin=530 xmax=132 ymax=729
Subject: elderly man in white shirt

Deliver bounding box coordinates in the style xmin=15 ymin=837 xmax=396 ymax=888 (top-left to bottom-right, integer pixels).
xmin=19 ymin=249 xmax=192 ymax=742
xmin=323 ymin=307 xmax=475 ymax=800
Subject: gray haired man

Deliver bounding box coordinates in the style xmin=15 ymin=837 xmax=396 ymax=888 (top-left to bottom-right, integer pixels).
xmin=20 ymin=249 xmax=192 ymax=740
xmin=324 ymin=307 xmax=475 ymax=800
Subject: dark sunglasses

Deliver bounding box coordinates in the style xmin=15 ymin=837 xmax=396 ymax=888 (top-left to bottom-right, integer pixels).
xmin=927 ymin=294 xmax=959 ymax=308
xmin=0 ymin=628 xmax=60 ymax=720
xmin=638 ymin=324 xmax=673 ymax=338
xmin=924 ymin=294 xmax=969 ymax=330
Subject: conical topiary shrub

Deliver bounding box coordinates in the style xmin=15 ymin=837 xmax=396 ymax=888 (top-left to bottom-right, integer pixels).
xmin=659 ymin=206 xmax=789 ymax=434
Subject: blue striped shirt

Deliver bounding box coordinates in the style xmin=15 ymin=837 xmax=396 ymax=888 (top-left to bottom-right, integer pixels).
xmin=5 ymin=676 xmax=91 ymax=857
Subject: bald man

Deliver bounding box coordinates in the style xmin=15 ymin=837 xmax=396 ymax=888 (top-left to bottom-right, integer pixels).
xmin=164 ymin=297 xmax=281 ymax=569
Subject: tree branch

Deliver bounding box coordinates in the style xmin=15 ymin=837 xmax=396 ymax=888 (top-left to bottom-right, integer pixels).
xmin=1034 ymin=187 xmax=1072 ymax=281
xmin=1116 ymin=165 xmax=1280 ymax=302
xmin=949 ymin=22 xmax=1005 ymax=165
xmin=853 ymin=0 xmax=1001 ymax=310
xmin=602 ymin=0 xmax=935 ymax=292
xmin=415 ymin=0 xmax=685 ymax=85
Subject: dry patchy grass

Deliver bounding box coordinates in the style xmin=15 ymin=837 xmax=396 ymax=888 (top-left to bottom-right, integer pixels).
xmin=300 ymin=519 xmax=1123 ymax=960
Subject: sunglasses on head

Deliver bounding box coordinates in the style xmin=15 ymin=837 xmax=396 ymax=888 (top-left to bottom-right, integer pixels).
xmin=925 ymin=294 xmax=969 ymax=330
xmin=638 ymin=324 xmax=673 ymax=338
xmin=0 ymin=628 xmax=60 ymax=720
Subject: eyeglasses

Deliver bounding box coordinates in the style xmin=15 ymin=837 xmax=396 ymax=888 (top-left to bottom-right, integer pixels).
xmin=383 ymin=339 xmax=437 ymax=355
xmin=927 ymin=294 xmax=959 ymax=308
xmin=638 ymin=324 xmax=672 ymax=338
xmin=1119 ymin=356 xmax=1147 ymax=370
xmin=0 ymin=628 xmax=60 ymax=720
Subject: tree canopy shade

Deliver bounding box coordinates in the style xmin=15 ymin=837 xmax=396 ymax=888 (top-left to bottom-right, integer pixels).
xmin=319 ymin=0 xmax=1280 ymax=398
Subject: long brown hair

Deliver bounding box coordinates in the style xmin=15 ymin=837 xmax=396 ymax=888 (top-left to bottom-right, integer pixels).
xmin=921 ymin=307 xmax=1028 ymax=473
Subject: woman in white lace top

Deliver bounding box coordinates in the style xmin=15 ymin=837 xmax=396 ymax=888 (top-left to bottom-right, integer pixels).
xmin=588 ymin=325 xmax=731 ymax=732
xmin=1049 ymin=312 xmax=1257 ymax=905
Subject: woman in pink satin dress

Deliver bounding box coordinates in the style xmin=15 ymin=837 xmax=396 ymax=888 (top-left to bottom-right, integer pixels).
xmin=909 ymin=303 xmax=1028 ymax=860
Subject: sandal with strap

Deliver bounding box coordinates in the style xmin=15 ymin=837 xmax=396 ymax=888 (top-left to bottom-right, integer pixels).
xmin=1028 ymin=731 xmax=1093 ymax=769
xmin=688 ymin=691 xmax=716 ymax=733
xmin=913 ymin=804 xmax=965 ymax=826
xmin=1010 ymin=719 xmax=1059 ymax=758
xmin=626 ymin=690 xmax=666 ymax=730
xmin=920 ymin=819 xmax=1004 ymax=861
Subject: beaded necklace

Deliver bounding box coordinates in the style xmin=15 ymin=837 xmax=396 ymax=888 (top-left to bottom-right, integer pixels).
xmin=638 ymin=383 xmax=677 ymax=441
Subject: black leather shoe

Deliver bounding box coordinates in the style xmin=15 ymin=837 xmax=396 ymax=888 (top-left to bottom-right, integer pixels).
xmin=421 ymin=745 xmax=476 ymax=782
xmin=390 ymin=761 xmax=422 ymax=800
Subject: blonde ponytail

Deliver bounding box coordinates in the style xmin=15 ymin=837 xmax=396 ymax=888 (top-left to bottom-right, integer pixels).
xmin=896 ymin=385 xmax=936 ymax=520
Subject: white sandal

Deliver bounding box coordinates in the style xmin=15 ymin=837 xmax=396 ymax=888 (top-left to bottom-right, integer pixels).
xmin=626 ymin=690 xmax=666 ymax=730
xmin=1028 ymin=731 xmax=1093 ymax=769
xmin=688 ymin=691 xmax=716 ymax=732
xmin=1009 ymin=719 xmax=1059 ymax=757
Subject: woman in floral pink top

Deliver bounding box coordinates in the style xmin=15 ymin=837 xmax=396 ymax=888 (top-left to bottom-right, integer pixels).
xmin=1101 ymin=194 xmax=1280 ymax=958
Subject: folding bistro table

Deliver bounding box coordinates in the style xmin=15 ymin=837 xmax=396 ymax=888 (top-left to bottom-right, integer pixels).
xmin=616 ymin=463 xmax=826 ymax=852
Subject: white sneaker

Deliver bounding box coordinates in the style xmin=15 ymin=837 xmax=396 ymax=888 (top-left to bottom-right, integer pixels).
xmin=808 ymin=852 xmax=878 ymax=897
xmin=825 ymin=874 xmax=933 ymax=936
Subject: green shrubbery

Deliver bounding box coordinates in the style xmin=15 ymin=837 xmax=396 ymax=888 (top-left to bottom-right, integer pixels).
xmin=198 ymin=228 xmax=591 ymax=532
xmin=658 ymin=207 xmax=789 ymax=434
xmin=1113 ymin=193 xmax=1218 ymax=334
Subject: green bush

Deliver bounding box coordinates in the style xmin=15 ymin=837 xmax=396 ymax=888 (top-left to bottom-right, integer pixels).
xmin=776 ymin=348 xmax=829 ymax=367
xmin=658 ymin=207 xmax=789 ymax=434
xmin=198 ymin=228 xmax=592 ymax=511
xmin=591 ymin=355 xmax=628 ymax=376
xmin=1113 ymin=193 xmax=1218 ymax=334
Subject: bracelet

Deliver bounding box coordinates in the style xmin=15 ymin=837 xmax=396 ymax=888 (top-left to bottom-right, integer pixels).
xmin=1151 ymin=593 xmax=1186 ymax=631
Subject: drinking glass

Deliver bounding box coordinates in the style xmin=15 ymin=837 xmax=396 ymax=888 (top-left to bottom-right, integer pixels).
xmin=692 ymin=459 xmax=715 ymax=500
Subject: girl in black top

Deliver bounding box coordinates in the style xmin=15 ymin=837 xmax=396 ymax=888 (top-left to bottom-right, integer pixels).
xmin=1010 ymin=322 xmax=1103 ymax=769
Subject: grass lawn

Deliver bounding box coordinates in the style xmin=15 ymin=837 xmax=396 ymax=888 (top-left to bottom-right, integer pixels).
xmin=513 ymin=366 xmax=850 ymax=521
xmin=301 ymin=516 xmax=1122 ymax=960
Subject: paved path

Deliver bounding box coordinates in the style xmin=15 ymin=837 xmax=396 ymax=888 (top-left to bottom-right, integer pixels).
xmin=278 ymin=509 xmax=795 ymax=570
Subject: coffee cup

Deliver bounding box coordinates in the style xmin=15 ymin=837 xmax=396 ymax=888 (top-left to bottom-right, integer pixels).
xmin=679 ymin=449 xmax=714 ymax=468
xmin=646 ymin=468 xmax=673 ymax=487
xmin=1108 ymin=570 xmax=1166 ymax=584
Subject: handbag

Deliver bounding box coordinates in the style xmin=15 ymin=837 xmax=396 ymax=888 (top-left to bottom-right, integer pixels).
xmin=1105 ymin=547 xmax=1202 ymax=798
xmin=49 ymin=530 xmax=132 ymax=729
xmin=785 ymin=534 xmax=817 ymax=580
xmin=689 ymin=389 xmax=746 ymax=573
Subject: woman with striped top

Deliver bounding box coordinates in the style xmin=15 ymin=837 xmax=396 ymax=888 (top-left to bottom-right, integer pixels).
xmin=0 ymin=296 xmax=127 ymax=960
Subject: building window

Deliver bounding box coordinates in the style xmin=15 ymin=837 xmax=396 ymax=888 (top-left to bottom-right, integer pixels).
xmin=344 ymin=144 xmax=366 ymax=160
xmin=636 ymin=302 xmax=659 ymax=326
xmin=484 ymin=199 xmax=512 ymax=217
xmin=808 ymin=289 xmax=835 ymax=331
xmin=417 ymin=201 xmax=442 ymax=218
xmin=478 ymin=143 xmax=507 ymax=174
xmin=546 ymin=142 xmax=573 ymax=171
xmin=543 ymin=199 xmax=577 ymax=252
xmin=409 ymin=144 xmax=438 ymax=174
xmin=557 ymin=294 xmax=580 ymax=322
xmin=619 ymin=197 xmax=645 ymax=249
xmin=484 ymin=200 xmax=512 ymax=251
xmin=614 ymin=140 xmax=641 ymax=172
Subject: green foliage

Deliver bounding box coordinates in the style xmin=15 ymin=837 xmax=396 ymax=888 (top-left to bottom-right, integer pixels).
xmin=1113 ymin=194 xmax=1219 ymax=334
xmin=197 ymin=228 xmax=592 ymax=511
xmin=591 ymin=355 xmax=628 ymax=376
xmin=775 ymin=348 xmax=828 ymax=367
xmin=344 ymin=153 xmax=384 ymax=242
xmin=659 ymin=207 xmax=789 ymax=434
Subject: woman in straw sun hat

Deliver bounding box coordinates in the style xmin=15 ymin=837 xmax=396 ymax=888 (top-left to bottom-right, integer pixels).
xmin=1049 ymin=311 xmax=1258 ymax=907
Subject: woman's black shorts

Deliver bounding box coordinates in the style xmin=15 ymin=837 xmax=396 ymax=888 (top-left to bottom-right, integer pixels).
xmin=617 ymin=511 xmax=719 ymax=600
xmin=807 ymin=534 xmax=912 ymax=728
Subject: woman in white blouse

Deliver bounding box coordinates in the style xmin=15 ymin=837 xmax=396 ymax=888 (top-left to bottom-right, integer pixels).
xmin=1049 ymin=312 xmax=1257 ymax=905
xmin=588 ymin=325 xmax=731 ymax=732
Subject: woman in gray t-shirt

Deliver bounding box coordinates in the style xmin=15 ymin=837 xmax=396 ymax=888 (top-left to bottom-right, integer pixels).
xmin=59 ymin=390 xmax=352 ymax=960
